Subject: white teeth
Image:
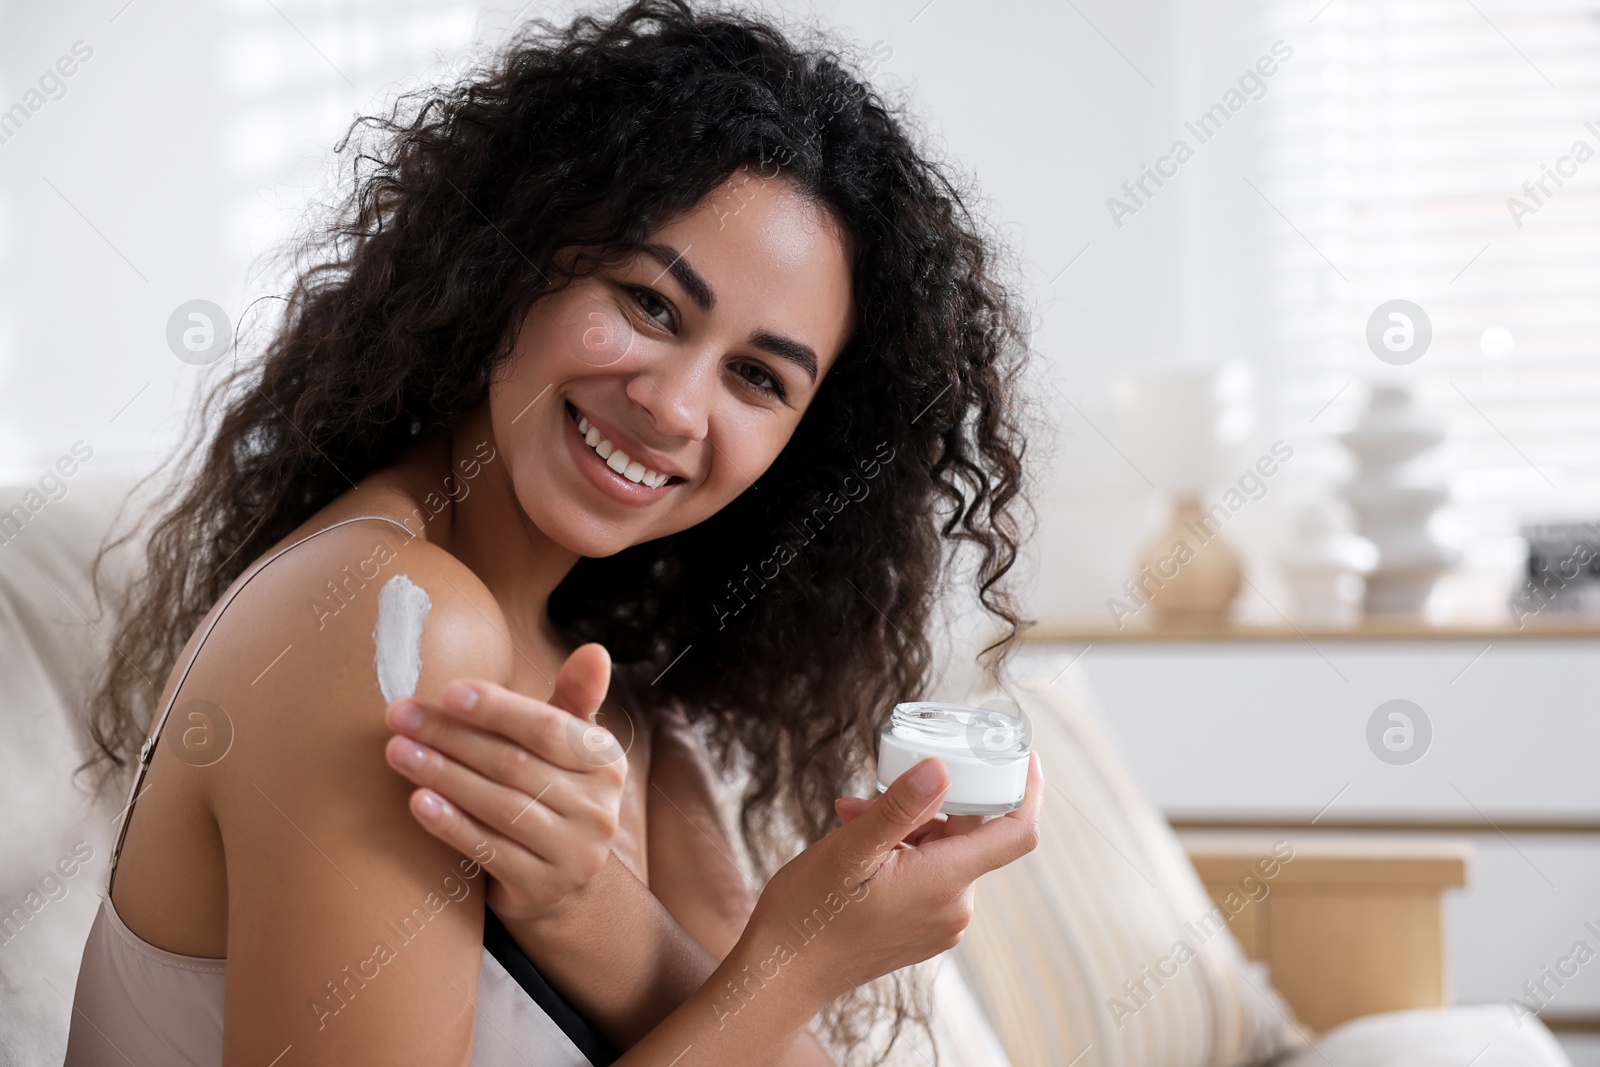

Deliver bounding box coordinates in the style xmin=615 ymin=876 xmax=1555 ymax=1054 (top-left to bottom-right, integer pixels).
xmin=574 ymin=409 xmax=671 ymax=489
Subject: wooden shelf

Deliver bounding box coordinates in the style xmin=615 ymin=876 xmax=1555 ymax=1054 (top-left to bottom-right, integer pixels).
xmin=1020 ymin=616 xmax=1600 ymax=643
xmin=1169 ymin=814 xmax=1600 ymax=836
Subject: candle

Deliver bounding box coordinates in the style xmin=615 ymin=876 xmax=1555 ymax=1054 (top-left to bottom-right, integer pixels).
xmin=875 ymin=701 xmax=1029 ymax=815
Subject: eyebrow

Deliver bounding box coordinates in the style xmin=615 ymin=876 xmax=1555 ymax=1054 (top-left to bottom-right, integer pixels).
xmin=642 ymin=243 xmax=713 ymax=312
xmin=640 ymin=242 xmax=820 ymax=383
xmin=746 ymin=330 xmax=819 ymax=383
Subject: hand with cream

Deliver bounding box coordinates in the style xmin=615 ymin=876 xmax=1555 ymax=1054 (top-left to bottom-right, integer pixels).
xmin=382 ymin=642 xmax=629 ymax=923
xmin=738 ymin=749 xmax=1043 ymax=1006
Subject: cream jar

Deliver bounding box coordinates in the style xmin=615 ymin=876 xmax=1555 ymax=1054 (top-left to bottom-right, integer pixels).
xmin=875 ymin=701 xmax=1030 ymax=815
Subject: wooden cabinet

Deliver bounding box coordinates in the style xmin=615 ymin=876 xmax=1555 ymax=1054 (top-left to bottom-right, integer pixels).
xmin=1185 ymin=836 xmax=1470 ymax=1031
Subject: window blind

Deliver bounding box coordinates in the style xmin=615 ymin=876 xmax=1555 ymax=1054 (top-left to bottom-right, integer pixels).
xmin=218 ymin=0 xmax=480 ymax=275
xmin=1248 ymin=0 xmax=1600 ymax=618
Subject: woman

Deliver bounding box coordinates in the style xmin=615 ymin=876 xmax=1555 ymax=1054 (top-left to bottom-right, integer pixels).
xmin=71 ymin=1 xmax=1039 ymax=1063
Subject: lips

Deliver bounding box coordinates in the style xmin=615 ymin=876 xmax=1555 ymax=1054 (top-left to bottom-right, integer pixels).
xmin=561 ymin=401 xmax=686 ymax=506
xmin=568 ymin=404 xmax=674 ymax=488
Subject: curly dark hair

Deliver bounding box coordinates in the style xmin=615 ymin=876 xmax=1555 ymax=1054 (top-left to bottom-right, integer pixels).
xmin=88 ymin=0 xmax=1035 ymax=1059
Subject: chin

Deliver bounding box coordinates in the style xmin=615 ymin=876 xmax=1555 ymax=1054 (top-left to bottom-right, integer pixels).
xmin=512 ymin=477 xmax=649 ymax=559
xmin=531 ymin=506 xmax=636 ymax=559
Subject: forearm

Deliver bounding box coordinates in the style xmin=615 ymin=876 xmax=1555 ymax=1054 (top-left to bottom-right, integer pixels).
xmin=646 ymin=714 xmax=757 ymax=959
xmin=609 ymin=920 xmax=831 ymax=1067
xmin=505 ymin=852 xmax=836 ymax=1064
xmin=505 ymin=851 xmax=709 ymax=1047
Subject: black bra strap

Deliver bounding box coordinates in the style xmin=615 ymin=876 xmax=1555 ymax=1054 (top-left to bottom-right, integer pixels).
xmin=482 ymin=909 xmax=619 ymax=1066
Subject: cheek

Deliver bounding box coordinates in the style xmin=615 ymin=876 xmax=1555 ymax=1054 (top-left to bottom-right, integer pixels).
xmin=560 ymin=294 xmax=635 ymax=369
xmin=697 ymin=412 xmax=794 ymax=504
xmin=495 ymin=290 xmax=637 ymax=403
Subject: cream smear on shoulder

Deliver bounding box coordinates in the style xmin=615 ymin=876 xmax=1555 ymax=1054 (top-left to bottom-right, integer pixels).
xmin=374 ymin=574 xmax=431 ymax=703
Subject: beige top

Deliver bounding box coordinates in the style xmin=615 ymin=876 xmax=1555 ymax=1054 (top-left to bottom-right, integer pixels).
xmin=67 ymin=894 xmax=593 ymax=1067
xmin=65 ymin=516 xmax=609 ymax=1067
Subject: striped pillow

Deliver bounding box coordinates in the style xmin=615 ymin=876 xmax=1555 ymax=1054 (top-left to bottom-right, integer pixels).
xmin=952 ymin=672 xmax=1307 ymax=1067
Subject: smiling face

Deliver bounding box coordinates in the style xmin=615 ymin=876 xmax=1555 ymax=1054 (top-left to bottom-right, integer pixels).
xmin=487 ymin=171 xmax=856 ymax=557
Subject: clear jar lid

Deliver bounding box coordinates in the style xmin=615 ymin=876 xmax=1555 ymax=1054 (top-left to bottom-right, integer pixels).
xmin=887 ymin=701 xmax=1029 ymax=759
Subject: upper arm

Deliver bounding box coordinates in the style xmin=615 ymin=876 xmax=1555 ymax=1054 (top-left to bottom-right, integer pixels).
xmin=198 ymin=531 xmax=515 ymax=1064
xmin=645 ymin=715 xmax=756 ymax=958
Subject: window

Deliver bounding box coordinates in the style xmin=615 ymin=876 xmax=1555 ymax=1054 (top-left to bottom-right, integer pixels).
xmin=218 ymin=0 xmax=481 ymax=284
xmin=1248 ymin=0 xmax=1600 ymax=620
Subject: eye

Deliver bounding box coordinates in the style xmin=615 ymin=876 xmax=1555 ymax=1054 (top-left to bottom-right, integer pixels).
xmin=733 ymin=361 xmax=786 ymax=401
xmin=625 ymin=285 xmax=676 ymax=330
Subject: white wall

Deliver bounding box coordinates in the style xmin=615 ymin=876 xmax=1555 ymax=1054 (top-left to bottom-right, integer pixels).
xmin=0 ymin=0 xmax=1202 ymax=625
xmin=0 ymin=0 xmax=489 ymax=484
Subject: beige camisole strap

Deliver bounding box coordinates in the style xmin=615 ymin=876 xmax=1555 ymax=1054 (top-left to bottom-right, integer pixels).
xmin=106 ymin=514 xmax=417 ymax=893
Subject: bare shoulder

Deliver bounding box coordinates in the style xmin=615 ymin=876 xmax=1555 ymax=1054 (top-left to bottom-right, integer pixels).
xmin=182 ymin=509 xmax=520 ymax=821
xmin=171 ymin=513 xmax=513 ymax=1059
xmin=193 ymin=514 xmax=513 ymax=721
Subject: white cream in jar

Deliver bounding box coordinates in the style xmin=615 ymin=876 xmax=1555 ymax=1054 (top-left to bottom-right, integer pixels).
xmin=875 ymin=701 xmax=1030 ymax=815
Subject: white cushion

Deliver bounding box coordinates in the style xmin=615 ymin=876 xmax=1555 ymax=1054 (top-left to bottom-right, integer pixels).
xmin=1274 ymin=1005 xmax=1571 ymax=1066
xmin=953 ymin=672 xmax=1305 ymax=1067
xmin=927 ymin=950 xmax=1017 ymax=1066
xmin=0 ymin=479 xmax=143 ymax=1067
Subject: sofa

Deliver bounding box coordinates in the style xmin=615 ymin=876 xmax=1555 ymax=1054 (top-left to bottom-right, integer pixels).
xmin=0 ymin=478 xmax=1573 ymax=1066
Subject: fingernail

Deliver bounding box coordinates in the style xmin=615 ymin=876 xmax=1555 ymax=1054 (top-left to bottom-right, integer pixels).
xmin=906 ymin=758 xmax=944 ymax=798
xmin=392 ymin=738 xmax=429 ymax=771
xmin=415 ymin=790 xmax=444 ymax=821
xmin=390 ymin=700 xmax=424 ymax=732
xmin=444 ymin=683 xmax=478 ymax=712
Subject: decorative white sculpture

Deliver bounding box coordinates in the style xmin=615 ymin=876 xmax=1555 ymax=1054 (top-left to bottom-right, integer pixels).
xmin=1338 ymin=384 xmax=1458 ymax=615
xmin=1280 ymin=500 xmax=1378 ymax=626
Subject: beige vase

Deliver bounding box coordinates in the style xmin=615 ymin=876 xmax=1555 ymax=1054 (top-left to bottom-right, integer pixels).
xmin=1134 ymin=495 xmax=1242 ymax=626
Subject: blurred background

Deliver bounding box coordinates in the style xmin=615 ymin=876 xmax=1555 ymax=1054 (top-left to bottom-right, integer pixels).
xmin=1 ymin=0 xmax=1597 ymax=1060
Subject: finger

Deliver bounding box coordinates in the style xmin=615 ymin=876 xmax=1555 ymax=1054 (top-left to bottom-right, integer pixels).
xmin=902 ymin=813 xmax=984 ymax=847
xmin=400 ymin=679 xmax=624 ymax=774
xmin=834 ymin=797 xmax=872 ymax=823
xmin=836 ymin=757 xmax=949 ymax=872
xmin=386 ymin=734 xmax=576 ymax=843
xmin=547 ymin=643 xmax=611 ymax=721
xmin=935 ymin=814 xmax=990 ymax=837
xmin=385 ymin=702 xmax=601 ymax=817
xmin=917 ymin=750 xmax=1044 ymax=882
xmin=902 ymin=814 xmax=957 ymax=847
xmin=835 ymin=796 xmax=954 ymax=846
xmin=406 ymin=787 xmax=561 ymax=904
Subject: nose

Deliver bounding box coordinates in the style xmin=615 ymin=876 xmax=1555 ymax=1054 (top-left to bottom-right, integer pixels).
xmin=626 ymin=347 xmax=715 ymax=442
